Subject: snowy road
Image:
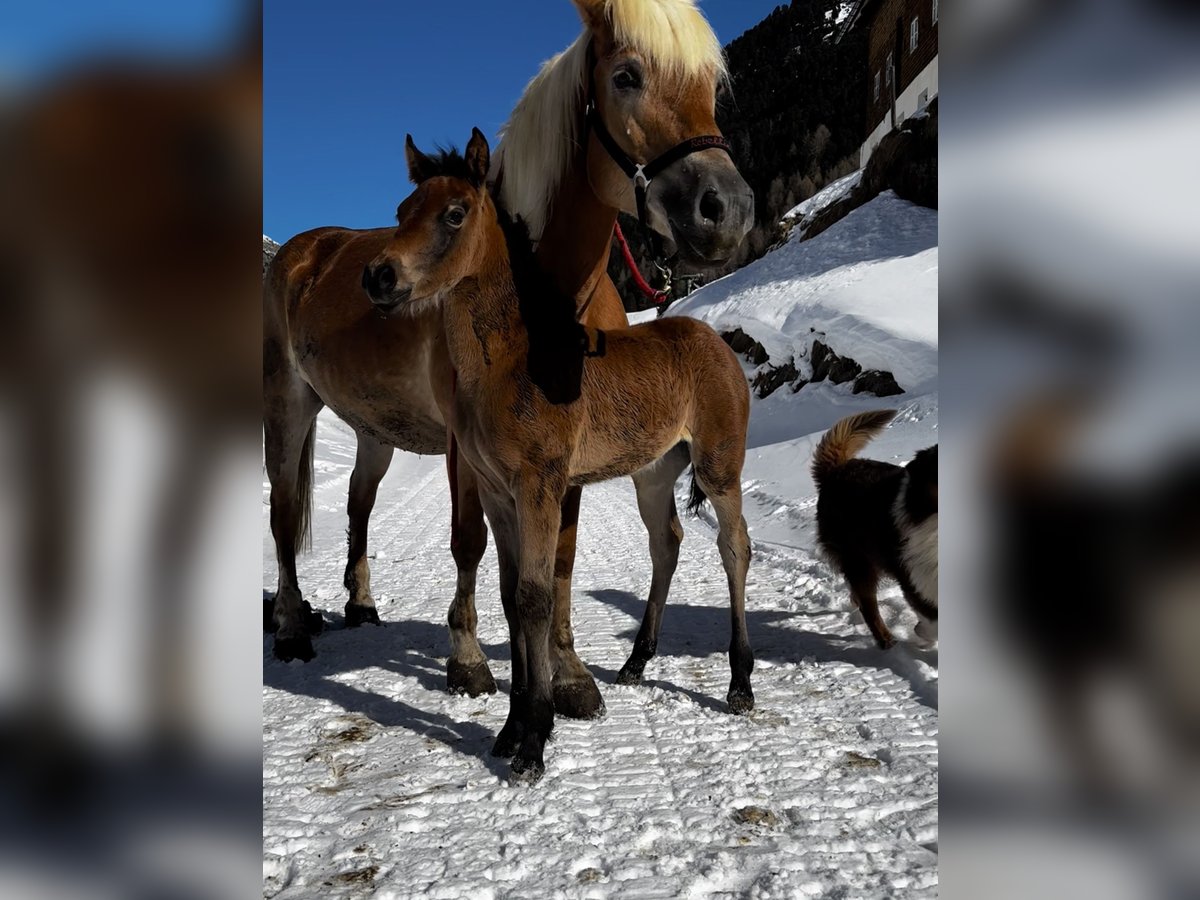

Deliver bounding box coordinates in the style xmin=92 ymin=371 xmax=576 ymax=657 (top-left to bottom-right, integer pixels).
xmin=263 ymin=412 xmax=938 ymax=899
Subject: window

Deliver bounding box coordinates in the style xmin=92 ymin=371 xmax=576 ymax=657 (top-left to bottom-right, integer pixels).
xmin=910 ymin=17 xmax=919 ymax=52
xmin=932 ymin=0 xmax=938 ymax=25
xmin=886 ymin=51 xmax=893 ymax=85
xmin=874 ymin=70 xmax=880 ymax=100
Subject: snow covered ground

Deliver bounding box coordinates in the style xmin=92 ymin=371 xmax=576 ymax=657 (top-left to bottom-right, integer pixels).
xmin=263 ymin=188 xmax=938 ymax=898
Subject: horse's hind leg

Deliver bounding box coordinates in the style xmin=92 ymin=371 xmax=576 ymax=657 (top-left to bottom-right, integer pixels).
xmin=549 ymin=486 xmax=605 ymax=719
xmin=343 ymin=433 xmax=393 ymax=627
xmin=264 ymin=375 xmax=324 ymax=661
xmin=695 ymin=466 xmax=754 ymax=714
xmin=617 ymin=443 xmax=690 ymax=686
xmin=446 ymin=456 xmax=496 ymax=696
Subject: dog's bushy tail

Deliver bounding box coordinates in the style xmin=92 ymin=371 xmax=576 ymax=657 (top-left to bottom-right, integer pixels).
xmin=812 ymin=409 xmax=898 ymax=486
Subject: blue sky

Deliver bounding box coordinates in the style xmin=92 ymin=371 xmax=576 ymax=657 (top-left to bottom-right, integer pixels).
xmin=263 ymin=1 xmax=783 ymax=241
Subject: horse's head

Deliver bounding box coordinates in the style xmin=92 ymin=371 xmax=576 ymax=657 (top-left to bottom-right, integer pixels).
xmin=363 ymin=129 xmax=495 ymax=314
xmin=576 ymin=0 xmax=753 ymax=264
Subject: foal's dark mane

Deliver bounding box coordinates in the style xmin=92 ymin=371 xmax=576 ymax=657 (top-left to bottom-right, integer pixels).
xmin=421 ymin=145 xmax=588 ymax=405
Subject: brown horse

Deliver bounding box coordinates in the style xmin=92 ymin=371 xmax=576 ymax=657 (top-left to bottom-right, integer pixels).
xmin=264 ymin=0 xmax=753 ymax=717
xmin=367 ymin=129 xmax=752 ymax=781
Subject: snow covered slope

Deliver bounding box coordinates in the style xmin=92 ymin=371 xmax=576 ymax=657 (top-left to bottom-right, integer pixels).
xmin=263 ymin=184 xmax=939 ymax=898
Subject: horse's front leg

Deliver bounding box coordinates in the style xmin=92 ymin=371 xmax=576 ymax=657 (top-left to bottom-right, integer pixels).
xmin=550 ymin=486 xmax=605 ymax=718
xmin=446 ymin=453 xmax=496 ymax=696
xmin=509 ymin=485 xmax=564 ymax=783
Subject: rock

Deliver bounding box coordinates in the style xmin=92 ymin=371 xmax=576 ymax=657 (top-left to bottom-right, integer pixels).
xmin=576 ymin=868 xmax=604 ymax=884
xmin=720 ymin=328 xmax=769 ymax=365
xmin=752 ymin=360 xmax=798 ymax=399
xmin=827 ymin=355 xmax=862 ymax=385
xmin=843 ymin=751 xmax=883 ymax=769
xmin=810 ymin=340 xmax=835 ymax=382
xmin=853 ymin=370 xmax=903 ymax=397
xmin=732 ymin=805 xmax=780 ymax=827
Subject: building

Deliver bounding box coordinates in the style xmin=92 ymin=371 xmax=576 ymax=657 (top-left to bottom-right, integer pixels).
xmin=841 ymin=0 xmax=938 ymax=165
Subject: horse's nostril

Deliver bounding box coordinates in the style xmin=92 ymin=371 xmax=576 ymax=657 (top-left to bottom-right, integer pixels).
xmin=699 ymin=188 xmax=725 ymax=226
xmin=362 ymin=264 xmax=373 ymax=293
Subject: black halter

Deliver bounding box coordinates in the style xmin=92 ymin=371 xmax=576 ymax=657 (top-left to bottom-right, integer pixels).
xmin=584 ymin=78 xmax=732 ymax=229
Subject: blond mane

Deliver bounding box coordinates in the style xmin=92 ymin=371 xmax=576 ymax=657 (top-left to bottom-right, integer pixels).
xmin=492 ymin=0 xmax=727 ymax=242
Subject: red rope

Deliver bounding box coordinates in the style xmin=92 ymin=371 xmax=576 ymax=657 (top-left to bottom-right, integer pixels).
xmin=613 ymin=222 xmax=668 ymax=305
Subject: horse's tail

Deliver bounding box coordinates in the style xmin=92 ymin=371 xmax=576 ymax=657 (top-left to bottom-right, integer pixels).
xmin=812 ymin=409 xmax=897 ymax=487
xmin=294 ymin=416 xmax=317 ymax=555
xmin=686 ymin=467 xmax=708 ymax=516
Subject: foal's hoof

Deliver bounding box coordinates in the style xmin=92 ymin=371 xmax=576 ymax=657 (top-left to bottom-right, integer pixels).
xmin=447 ymin=660 xmax=497 ymax=697
xmin=614 ymin=659 xmax=646 ymax=687
xmin=273 ymin=634 xmax=316 ymax=663
xmin=553 ymin=678 xmax=606 ymax=720
xmin=875 ymin=634 xmax=897 ymax=651
xmin=727 ymin=688 xmax=755 ymax=715
xmin=344 ymin=602 xmax=382 ymax=628
xmin=509 ymin=753 xmax=545 ymax=785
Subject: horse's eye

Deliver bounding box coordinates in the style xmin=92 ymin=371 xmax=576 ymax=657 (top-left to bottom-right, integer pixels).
xmin=445 ymin=207 xmax=466 ymax=229
xmin=612 ymin=65 xmax=643 ymax=92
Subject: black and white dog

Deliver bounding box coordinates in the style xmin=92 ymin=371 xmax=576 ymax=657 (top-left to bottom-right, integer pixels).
xmin=812 ymin=410 xmax=938 ymax=649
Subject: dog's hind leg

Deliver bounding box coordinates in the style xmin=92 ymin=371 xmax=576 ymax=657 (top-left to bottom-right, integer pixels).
xmin=617 ymin=443 xmax=690 ymax=686
xmin=846 ymin=567 xmax=894 ymax=650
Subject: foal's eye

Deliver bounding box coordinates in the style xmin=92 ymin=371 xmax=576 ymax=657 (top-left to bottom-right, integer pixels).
xmin=445 ymin=207 xmax=466 ymax=229
xmin=612 ymin=64 xmax=643 ymax=92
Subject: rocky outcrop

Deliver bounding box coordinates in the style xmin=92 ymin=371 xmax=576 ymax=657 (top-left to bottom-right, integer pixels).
xmin=263 ymin=235 xmax=280 ymax=277
xmin=720 ymin=328 xmax=769 ymax=366
xmin=736 ymin=335 xmax=904 ymax=401
xmin=797 ymin=99 xmax=938 ymax=243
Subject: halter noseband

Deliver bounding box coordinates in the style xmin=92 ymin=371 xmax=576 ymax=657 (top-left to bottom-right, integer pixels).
xmin=584 ymin=74 xmax=732 ymax=229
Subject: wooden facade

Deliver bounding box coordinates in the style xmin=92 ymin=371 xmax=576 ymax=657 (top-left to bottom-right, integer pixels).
xmin=845 ymin=0 xmax=939 ymax=139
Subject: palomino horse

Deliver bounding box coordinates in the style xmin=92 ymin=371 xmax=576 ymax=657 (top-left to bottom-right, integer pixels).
xmin=265 ymin=0 xmax=753 ymax=718
xmin=366 ymin=130 xmax=752 ymax=781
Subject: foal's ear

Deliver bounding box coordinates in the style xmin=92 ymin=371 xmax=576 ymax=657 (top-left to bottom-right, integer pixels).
xmin=405 ymin=134 xmax=438 ymax=185
xmin=465 ymin=127 xmax=490 ymax=189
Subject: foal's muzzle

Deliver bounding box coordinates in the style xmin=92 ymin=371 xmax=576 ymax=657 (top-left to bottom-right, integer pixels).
xmin=362 ymin=262 xmax=410 ymax=310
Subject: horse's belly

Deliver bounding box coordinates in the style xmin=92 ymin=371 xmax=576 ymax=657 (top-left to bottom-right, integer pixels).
xmin=570 ymin=425 xmax=686 ymax=486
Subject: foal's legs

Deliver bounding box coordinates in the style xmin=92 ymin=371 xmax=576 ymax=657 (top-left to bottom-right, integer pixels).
xmin=508 ymin=488 xmax=563 ymax=782
xmin=264 ymin=378 xmax=324 ymax=661
xmin=549 ymin=486 xmax=604 ymax=719
xmin=343 ymin=433 xmax=393 ymax=627
xmin=485 ymin=501 xmax=526 ymax=758
xmin=617 ymin=443 xmax=690 ymax=686
xmin=446 ymin=458 xmax=497 ymax=696
xmin=694 ymin=466 xmax=754 ymax=714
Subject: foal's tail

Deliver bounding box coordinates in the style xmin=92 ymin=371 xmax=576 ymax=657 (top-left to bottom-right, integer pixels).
xmin=686 ymin=467 xmax=708 ymax=516
xmin=295 ymin=417 xmax=317 ymax=555
xmin=811 ymin=409 xmax=897 ymax=487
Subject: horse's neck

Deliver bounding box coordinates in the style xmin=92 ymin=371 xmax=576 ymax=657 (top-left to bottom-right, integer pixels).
xmin=534 ymin=142 xmax=617 ymax=311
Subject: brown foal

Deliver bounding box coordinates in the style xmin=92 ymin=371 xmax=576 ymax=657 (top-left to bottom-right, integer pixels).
xmin=365 ymin=130 xmax=753 ymax=781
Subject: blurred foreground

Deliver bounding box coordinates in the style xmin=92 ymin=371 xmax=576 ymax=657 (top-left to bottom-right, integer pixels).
xmin=943 ymin=0 xmax=1200 ymax=897
xmin=0 ymin=3 xmax=261 ymax=898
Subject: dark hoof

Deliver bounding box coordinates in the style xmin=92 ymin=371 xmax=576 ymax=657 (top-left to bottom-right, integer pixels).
xmin=509 ymin=753 xmax=545 ymax=785
xmin=344 ymin=602 xmax=382 ymax=628
xmin=614 ymin=659 xmax=646 ymax=686
xmin=491 ymin=722 xmax=524 ymax=759
xmin=273 ymin=634 xmax=315 ymax=663
xmin=447 ymin=660 xmax=497 ymax=697
xmin=875 ymin=634 xmax=896 ymax=651
xmin=264 ymin=596 xmax=322 ymax=635
xmin=727 ymin=688 xmax=755 ymax=715
xmin=553 ymin=678 xmax=606 ymax=720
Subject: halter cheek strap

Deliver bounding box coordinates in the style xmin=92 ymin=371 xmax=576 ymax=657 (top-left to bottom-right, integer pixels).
xmin=584 ymin=98 xmax=732 ymax=229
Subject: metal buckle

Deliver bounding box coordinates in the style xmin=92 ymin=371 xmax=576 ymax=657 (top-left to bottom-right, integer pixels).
xmin=633 ymin=164 xmax=650 ymax=190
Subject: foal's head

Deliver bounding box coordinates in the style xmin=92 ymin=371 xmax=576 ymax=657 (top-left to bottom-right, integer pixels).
xmin=362 ymin=128 xmax=495 ymax=313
